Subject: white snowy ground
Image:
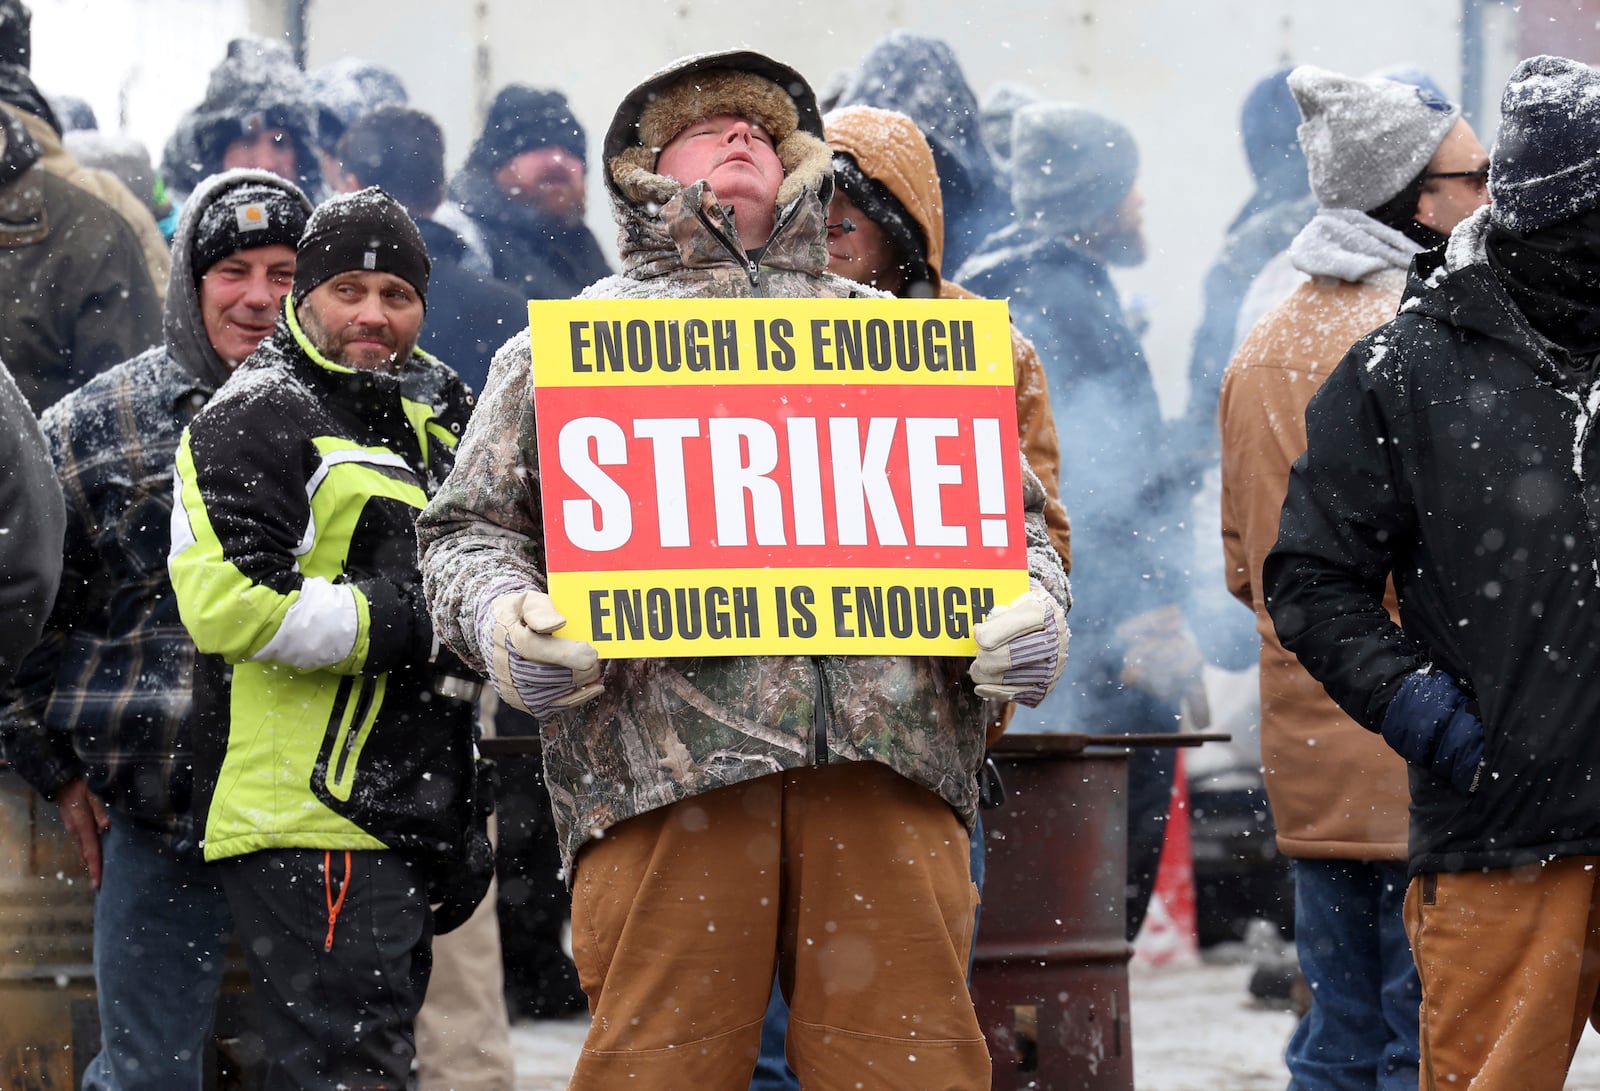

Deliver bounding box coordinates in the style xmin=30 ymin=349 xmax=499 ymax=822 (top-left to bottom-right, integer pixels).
xmin=507 ymin=958 xmax=1600 ymax=1090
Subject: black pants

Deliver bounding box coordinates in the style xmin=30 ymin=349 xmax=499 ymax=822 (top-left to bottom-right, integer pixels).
xmin=493 ymin=705 xmax=586 ymax=1017
xmin=218 ymin=848 xmax=432 ymax=1091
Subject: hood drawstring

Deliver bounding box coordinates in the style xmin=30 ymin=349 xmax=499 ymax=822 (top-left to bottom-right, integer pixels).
xmin=324 ymin=849 xmax=352 ymax=951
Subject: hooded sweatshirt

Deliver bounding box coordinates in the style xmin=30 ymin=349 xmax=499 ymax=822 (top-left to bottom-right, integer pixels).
xmin=832 ymin=31 xmax=1014 ymax=273
xmin=160 ymin=37 xmax=324 ymax=202
xmin=419 ymin=50 xmax=1071 ymax=873
xmin=0 ymin=170 xmax=311 ymax=849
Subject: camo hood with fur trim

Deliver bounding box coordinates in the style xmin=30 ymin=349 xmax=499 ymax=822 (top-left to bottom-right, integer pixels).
xmin=604 ymin=50 xmax=833 ymax=227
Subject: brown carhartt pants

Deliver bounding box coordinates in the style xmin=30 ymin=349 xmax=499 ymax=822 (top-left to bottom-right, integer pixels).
xmin=1405 ymin=855 xmax=1600 ymax=1091
xmin=566 ymin=761 xmax=990 ymax=1090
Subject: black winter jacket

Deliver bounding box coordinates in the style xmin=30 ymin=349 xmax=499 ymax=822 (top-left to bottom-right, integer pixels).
xmin=170 ymin=309 xmax=479 ymax=866
xmin=448 ymin=168 xmax=613 ymax=302
xmin=1266 ymin=211 xmax=1600 ymax=876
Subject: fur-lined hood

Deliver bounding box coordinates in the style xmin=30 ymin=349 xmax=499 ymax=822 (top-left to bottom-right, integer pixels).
xmin=602 ymin=50 xmax=833 ymax=228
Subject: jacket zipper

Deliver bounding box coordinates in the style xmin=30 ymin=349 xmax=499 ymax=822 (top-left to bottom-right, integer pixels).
xmin=694 ymin=197 xmax=801 ymax=293
xmin=811 ymin=658 xmax=831 ymax=765
xmin=692 ymin=194 xmax=822 ymax=758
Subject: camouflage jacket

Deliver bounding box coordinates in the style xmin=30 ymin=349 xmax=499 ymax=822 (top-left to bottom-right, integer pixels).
xmin=419 ymin=156 xmax=1071 ymax=873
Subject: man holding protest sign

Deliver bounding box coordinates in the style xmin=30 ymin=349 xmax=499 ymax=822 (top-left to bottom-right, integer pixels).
xmin=419 ymin=49 xmax=1071 ymax=1089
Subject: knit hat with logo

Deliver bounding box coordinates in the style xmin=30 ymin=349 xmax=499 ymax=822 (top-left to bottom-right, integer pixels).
xmin=291 ymin=186 xmax=429 ymax=308
xmin=192 ymin=177 xmax=309 ymax=281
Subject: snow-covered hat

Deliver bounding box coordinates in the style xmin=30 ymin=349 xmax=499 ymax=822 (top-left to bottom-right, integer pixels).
xmin=981 ymin=82 xmax=1040 ymax=169
xmin=1489 ymin=55 xmax=1600 ymax=233
xmin=1289 ymin=65 xmax=1458 ymax=212
xmin=1009 ymin=102 xmax=1138 ymax=234
xmin=291 ymin=186 xmax=429 ymax=309
xmin=192 ymin=176 xmax=309 ymax=281
xmin=0 ymin=0 xmax=29 ymax=70
xmin=467 ymin=85 xmax=587 ymax=173
xmin=307 ymin=58 xmax=408 ymax=155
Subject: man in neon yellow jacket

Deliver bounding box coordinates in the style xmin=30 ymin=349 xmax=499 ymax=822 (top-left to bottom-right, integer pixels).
xmin=169 ymin=186 xmax=486 ymax=1091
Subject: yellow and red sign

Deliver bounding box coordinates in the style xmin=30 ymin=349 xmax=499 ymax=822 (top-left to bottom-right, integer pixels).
xmin=528 ymin=297 xmax=1028 ymax=657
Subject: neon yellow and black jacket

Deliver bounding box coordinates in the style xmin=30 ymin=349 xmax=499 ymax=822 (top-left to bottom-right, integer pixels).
xmin=169 ymin=302 xmax=477 ymax=864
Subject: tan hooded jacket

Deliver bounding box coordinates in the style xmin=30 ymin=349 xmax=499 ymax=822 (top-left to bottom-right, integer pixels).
xmin=824 ymin=104 xmax=1072 ymax=572
xmin=14 ymin=108 xmax=171 ymax=302
xmin=1219 ymin=269 xmax=1409 ymax=860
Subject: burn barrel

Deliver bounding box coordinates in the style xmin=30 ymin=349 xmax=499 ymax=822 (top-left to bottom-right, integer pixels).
xmin=0 ymin=766 xmax=97 ymax=1087
xmin=971 ymin=733 xmax=1134 ymax=1091
xmin=0 ymin=767 xmax=262 ymax=1088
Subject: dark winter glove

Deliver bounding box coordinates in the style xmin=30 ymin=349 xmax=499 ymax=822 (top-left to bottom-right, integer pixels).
xmin=1380 ymin=669 xmax=1487 ymax=795
xmin=349 ymin=572 xmax=436 ymax=671
xmin=426 ymin=757 xmax=497 ymax=935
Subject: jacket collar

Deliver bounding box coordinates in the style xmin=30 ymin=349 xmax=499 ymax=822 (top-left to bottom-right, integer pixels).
xmin=613 ymin=176 xmax=831 ymax=289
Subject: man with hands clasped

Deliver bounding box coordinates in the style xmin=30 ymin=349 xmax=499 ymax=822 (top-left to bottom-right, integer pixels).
xmin=419 ymin=49 xmax=1069 ymax=1091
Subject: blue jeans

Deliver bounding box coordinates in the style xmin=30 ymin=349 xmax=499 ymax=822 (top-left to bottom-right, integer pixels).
xmin=81 ymin=818 xmax=232 ymax=1091
xmin=1286 ymin=858 xmax=1420 ymax=1091
xmin=750 ymin=812 xmax=986 ymax=1090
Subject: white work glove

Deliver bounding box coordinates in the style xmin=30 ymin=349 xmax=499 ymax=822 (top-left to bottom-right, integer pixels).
xmin=474 ymin=583 xmax=603 ymax=720
xmin=969 ymin=588 xmax=1069 ymax=707
xmin=1114 ymin=604 xmax=1210 ymax=725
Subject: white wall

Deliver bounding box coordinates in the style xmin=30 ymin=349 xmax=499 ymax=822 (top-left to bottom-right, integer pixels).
xmin=28 ymin=0 xmax=1489 ymax=415
xmin=29 ymin=0 xmax=248 ymax=161
xmin=303 ymin=0 xmax=1473 ymax=416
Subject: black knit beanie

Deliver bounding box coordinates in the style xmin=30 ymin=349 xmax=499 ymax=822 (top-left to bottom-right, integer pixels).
xmin=467 ymin=85 xmax=586 ymax=173
xmin=0 ymin=0 xmax=30 ymax=70
xmin=291 ymin=186 xmax=430 ymax=308
xmin=192 ymin=179 xmax=309 ymax=282
xmin=831 ymin=151 xmax=931 ymax=288
xmin=1489 ymin=55 xmax=1600 ymax=233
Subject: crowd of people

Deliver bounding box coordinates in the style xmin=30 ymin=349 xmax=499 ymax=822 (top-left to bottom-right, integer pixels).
xmin=1 ymin=2 xmax=1599 ymax=1088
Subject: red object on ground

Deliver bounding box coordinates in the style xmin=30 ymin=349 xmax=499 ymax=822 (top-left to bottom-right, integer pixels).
xmin=1134 ymin=750 xmax=1200 ymax=966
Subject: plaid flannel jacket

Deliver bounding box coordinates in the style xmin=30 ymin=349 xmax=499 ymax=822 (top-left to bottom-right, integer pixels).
xmin=1 ymin=348 xmax=209 ymax=849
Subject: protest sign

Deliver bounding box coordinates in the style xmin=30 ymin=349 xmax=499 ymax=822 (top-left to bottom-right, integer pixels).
xmin=528 ymin=296 xmax=1029 ymax=657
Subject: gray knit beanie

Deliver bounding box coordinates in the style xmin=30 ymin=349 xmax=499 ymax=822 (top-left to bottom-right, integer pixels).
xmin=1489 ymin=55 xmax=1600 ymax=232
xmin=1010 ymin=102 xmax=1138 ymax=234
xmin=981 ymin=82 xmax=1040 ymax=169
xmin=1288 ymin=65 xmax=1458 ymax=212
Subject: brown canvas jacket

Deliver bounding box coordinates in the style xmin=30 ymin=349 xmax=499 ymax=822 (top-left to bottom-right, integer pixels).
xmin=825 ymin=104 xmax=1072 ymax=570
xmin=1219 ymin=271 xmax=1408 ymax=860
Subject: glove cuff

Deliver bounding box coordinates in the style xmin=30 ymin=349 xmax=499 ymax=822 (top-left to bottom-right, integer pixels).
xmin=474 ymin=579 xmax=536 ymax=661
